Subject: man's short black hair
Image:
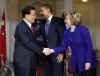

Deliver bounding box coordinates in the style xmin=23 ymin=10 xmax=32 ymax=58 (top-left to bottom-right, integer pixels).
xmin=22 ymin=6 xmax=36 ymax=18
xmin=40 ymin=4 xmax=53 ymax=13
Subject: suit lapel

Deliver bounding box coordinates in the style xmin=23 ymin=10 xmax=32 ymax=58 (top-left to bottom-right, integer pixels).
xmin=40 ymin=20 xmax=46 ymax=35
xmin=22 ymin=20 xmax=33 ymax=37
xmin=43 ymin=16 xmax=55 ymax=36
xmin=50 ymin=16 xmax=55 ymax=24
xmin=48 ymin=16 xmax=55 ymax=35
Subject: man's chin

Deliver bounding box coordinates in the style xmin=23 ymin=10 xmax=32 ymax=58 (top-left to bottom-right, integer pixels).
xmin=41 ymin=15 xmax=46 ymax=19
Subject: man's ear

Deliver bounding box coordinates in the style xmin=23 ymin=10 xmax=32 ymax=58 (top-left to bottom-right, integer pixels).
xmin=25 ymin=14 xmax=29 ymax=18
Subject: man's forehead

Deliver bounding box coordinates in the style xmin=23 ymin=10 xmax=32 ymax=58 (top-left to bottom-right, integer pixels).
xmin=40 ymin=7 xmax=48 ymax=10
xmin=30 ymin=10 xmax=36 ymax=13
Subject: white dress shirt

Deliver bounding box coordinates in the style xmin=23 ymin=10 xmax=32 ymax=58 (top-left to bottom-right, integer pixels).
xmin=47 ymin=15 xmax=53 ymax=23
xmin=23 ymin=19 xmax=32 ymax=29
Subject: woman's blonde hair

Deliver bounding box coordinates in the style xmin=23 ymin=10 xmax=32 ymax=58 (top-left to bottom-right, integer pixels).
xmin=64 ymin=9 xmax=81 ymax=25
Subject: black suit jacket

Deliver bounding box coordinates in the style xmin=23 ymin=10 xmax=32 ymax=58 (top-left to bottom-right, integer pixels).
xmin=39 ymin=16 xmax=66 ymax=49
xmin=14 ymin=20 xmax=43 ymax=69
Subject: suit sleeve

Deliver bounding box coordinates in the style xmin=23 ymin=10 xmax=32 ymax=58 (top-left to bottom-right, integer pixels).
xmin=57 ymin=24 xmax=65 ymax=44
xmin=16 ymin=25 xmax=43 ymax=55
xmin=53 ymin=32 xmax=68 ymax=54
xmin=81 ymin=27 xmax=95 ymax=63
xmin=55 ymin=19 xmax=66 ymax=55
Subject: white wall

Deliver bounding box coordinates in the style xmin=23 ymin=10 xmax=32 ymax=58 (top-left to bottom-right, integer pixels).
xmin=0 ymin=0 xmax=6 ymax=14
xmin=55 ymin=0 xmax=73 ymax=17
xmin=7 ymin=0 xmax=19 ymax=62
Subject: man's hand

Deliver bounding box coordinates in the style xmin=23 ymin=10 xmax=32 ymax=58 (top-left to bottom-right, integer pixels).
xmin=43 ymin=48 xmax=50 ymax=55
xmin=56 ymin=54 xmax=64 ymax=63
xmin=43 ymin=48 xmax=55 ymax=56
xmin=85 ymin=63 xmax=91 ymax=70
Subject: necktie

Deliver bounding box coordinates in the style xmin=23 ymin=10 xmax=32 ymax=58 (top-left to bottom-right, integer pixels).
xmin=31 ymin=26 xmax=34 ymax=35
xmin=45 ymin=20 xmax=50 ymax=35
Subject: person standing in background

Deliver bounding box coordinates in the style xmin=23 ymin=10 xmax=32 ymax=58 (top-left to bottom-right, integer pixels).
xmin=38 ymin=4 xmax=66 ymax=76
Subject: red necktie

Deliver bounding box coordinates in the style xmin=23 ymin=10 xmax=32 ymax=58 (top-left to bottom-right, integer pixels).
xmin=31 ymin=26 xmax=34 ymax=35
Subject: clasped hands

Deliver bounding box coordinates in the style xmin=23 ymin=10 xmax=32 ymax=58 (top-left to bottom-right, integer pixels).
xmin=43 ymin=48 xmax=55 ymax=56
xmin=43 ymin=48 xmax=64 ymax=63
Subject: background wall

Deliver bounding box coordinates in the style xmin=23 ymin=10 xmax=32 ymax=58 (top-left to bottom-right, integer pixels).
xmin=18 ymin=0 xmax=56 ymax=21
xmin=7 ymin=0 xmax=19 ymax=62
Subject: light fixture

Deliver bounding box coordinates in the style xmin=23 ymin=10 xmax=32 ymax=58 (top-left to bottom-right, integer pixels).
xmin=82 ymin=0 xmax=88 ymax=3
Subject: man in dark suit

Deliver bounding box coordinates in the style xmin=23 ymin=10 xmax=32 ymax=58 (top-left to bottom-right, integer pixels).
xmin=14 ymin=6 xmax=49 ymax=76
xmin=39 ymin=4 xmax=66 ymax=76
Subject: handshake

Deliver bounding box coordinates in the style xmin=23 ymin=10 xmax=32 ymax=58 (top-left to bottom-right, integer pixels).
xmin=43 ymin=48 xmax=55 ymax=56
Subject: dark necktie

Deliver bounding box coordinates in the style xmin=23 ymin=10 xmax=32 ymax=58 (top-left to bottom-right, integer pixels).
xmin=45 ymin=20 xmax=50 ymax=35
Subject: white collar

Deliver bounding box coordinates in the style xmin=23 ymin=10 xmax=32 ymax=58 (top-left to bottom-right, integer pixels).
xmin=66 ymin=24 xmax=71 ymax=29
xmin=70 ymin=25 xmax=76 ymax=32
xmin=23 ymin=19 xmax=32 ymax=29
xmin=48 ymin=15 xmax=53 ymax=22
xmin=66 ymin=25 xmax=76 ymax=32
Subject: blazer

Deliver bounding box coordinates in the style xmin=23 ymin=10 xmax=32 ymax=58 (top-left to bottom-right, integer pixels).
xmin=39 ymin=16 xmax=66 ymax=49
xmin=14 ymin=20 xmax=43 ymax=69
xmin=54 ymin=25 xmax=98 ymax=72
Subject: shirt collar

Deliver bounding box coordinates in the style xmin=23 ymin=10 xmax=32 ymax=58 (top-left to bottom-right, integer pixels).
xmin=65 ymin=24 xmax=71 ymax=30
xmin=65 ymin=24 xmax=76 ymax=32
xmin=48 ymin=15 xmax=53 ymax=23
xmin=23 ymin=18 xmax=32 ymax=29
